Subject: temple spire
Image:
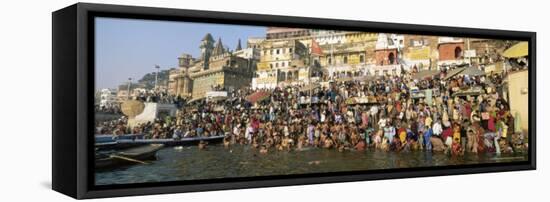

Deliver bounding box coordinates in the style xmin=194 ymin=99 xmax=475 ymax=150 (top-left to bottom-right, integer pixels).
xmin=236 ymin=38 xmax=242 ymax=51
xmin=213 ymin=37 xmax=225 ymax=56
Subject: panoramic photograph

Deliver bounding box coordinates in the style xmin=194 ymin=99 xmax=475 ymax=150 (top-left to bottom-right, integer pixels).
xmin=93 ymin=17 xmax=530 ymax=186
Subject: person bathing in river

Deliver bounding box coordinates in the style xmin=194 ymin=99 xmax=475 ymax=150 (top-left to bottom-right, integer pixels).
xmin=259 ymin=144 xmax=268 ymax=154
xmin=354 ymin=140 xmax=366 ymax=151
xmin=423 ymin=125 xmax=433 ymax=151
xmin=198 ymin=140 xmax=208 ymax=150
xmin=323 ymin=136 xmax=334 ymax=149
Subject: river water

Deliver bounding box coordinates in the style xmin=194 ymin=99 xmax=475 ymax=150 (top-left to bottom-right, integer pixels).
xmin=95 ymin=145 xmax=527 ymax=185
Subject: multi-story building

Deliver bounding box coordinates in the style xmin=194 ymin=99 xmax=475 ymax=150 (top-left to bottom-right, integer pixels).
xmin=368 ymin=33 xmax=404 ymax=76
xmin=168 ymin=33 xmax=256 ymax=99
xmin=252 ymin=39 xmax=310 ymax=89
xmin=99 ymin=88 xmax=117 ymax=108
xmin=116 ymin=83 xmax=146 ymax=102
xmin=247 ymin=37 xmax=265 ymax=49
xmin=168 ymin=53 xmax=194 ymax=97
xmin=437 ymin=37 xmax=467 ymax=68
xmin=402 ymin=35 xmax=439 ymax=70
xmin=317 ymin=32 xmax=378 ymax=79
xmin=266 ymin=27 xmax=310 ymax=40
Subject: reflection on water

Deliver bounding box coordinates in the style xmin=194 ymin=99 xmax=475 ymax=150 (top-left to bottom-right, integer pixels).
xmin=95 ymin=145 xmax=527 ymax=185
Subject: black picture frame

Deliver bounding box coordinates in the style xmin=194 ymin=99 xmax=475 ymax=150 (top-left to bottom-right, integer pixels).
xmin=52 ymin=2 xmax=536 ymax=199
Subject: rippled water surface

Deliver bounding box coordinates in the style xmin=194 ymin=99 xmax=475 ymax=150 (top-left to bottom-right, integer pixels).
xmin=95 ymin=145 xmax=527 ymax=185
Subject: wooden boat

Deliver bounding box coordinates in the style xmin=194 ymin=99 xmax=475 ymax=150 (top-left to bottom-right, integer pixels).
xmin=95 ymin=134 xmax=145 ymax=143
xmin=115 ymin=135 xmax=224 ymax=147
xmin=95 ymin=144 xmax=164 ymax=169
xmin=95 ymin=134 xmax=146 ymax=151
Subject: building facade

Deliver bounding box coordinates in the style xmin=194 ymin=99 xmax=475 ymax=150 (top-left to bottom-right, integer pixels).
xmin=99 ymin=88 xmax=117 ymax=108
xmin=252 ymin=39 xmax=310 ymax=89
xmin=402 ymin=35 xmax=439 ymax=70
xmin=437 ymin=37 xmax=467 ymax=67
xmin=168 ymin=33 xmax=256 ymax=99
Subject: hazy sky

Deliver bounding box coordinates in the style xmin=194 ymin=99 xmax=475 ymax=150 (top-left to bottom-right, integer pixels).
xmin=95 ymin=17 xmax=266 ymax=89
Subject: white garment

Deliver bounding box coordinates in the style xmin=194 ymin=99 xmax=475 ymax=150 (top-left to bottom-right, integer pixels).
xmin=433 ymin=122 xmax=443 ymax=136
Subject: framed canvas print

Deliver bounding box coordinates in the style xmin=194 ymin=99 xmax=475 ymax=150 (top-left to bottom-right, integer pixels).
xmin=52 ymin=3 xmax=536 ymax=199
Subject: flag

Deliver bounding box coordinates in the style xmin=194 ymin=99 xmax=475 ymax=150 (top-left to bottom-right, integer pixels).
xmin=311 ymin=38 xmax=323 ymax=56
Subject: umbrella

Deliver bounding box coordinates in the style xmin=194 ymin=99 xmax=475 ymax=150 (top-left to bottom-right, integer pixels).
xmin=458 ymin=66 xmax=485 ymax=76
xmin=443 ymin=67 xmax=466 ymax=80
xmin=412 ymin=70 xmax=439 ymax=80
xmin=502 ymin=42 xmax=528 ymax=58
xmin=187 ymin=97 xmax=205 ymax=104
xmin=245 ymin=91 xmax=271 ymax=103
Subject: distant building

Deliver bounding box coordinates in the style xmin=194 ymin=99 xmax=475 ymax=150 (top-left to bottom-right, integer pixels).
xmin=99 ymin=88 xmax=117 ymax=108
xmin=437 ymin=37 xmax=467 ymax=68
xmin=116 ymin=83 xmax=145 ymax=102
xmin=266 ymin=27 xmax=310 ymax=40
xmin=247 ymin=37 xmax=265 ymax=49
xmin=366 ymin=33 xmax=404 ymax=76
xmin=168 ymin=33 xmax=256 ymax=99
xmin=317 ymin=33 xmax=378 ymax=79
xmin=169 ymin=53 xmax=194 ymax=97
xmin=402 ymin=35 xmax=439 ymax=70
xmin=253 ymin=39 xmax=310 ymax=89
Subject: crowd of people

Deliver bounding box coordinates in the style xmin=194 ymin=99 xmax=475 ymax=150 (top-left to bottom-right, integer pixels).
xmin=95 ymin=66 xmax=528 ymax=156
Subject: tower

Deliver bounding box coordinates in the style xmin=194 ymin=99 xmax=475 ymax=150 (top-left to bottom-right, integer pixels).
xmin=212 ymin=37 xmax=225 ymax=56
xmin=175 ymin=53 xmax=194 ymax=97
xmin=236 ymin=38 xmax=242 ymax=51
xmin=200 ymin=33 xmax=214 ymax=70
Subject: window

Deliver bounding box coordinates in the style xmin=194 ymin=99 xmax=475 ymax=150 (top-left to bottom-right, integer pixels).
xmin=343 ymin=56 xmax=348 ymax=64
xmin=328 ymin=57 xmax=332 ymax=65
xmin=270 ymin=49 xmax=274 ymax=55
xmin=276 ymin=49 xmax=280 ymax=54
xmin=275 ymin=63 xmax=279 ymax=68
xmin=454 ymin=47 xmax=463 ymax=59
xmin=388 ymin=52 xmax=395 ymax=64
xmin=359 ymin=55 xmax=365 ymax=63
xmin=289 ymin=48 xmax=293 ymax=53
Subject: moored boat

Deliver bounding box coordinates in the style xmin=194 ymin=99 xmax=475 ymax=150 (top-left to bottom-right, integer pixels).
xmin=95 ymin=134 xmax=145 ymax=143
xmin=115 ymin=135 xmax=224 ymax=147
xmin=95 ymin=144 xmax=164 ymax=169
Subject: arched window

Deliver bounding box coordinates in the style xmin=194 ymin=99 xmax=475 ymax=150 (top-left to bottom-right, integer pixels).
xmin=388 ymin=52 xmax=395 ymax=64
xmin=454 ymin=47 xmax=463 ymax=59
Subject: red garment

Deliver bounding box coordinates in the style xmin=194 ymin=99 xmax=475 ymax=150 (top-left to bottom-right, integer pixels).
xmin=361 ymin=113 xmax=369 ymax=126
xmin=397 ymin=127 xmax=406 ymax=137
xmin=463 ymin=103 xmax=471 ymax=118
xmin=488 ymin=115 xmax=496 ymax=132
xmin=355 ymin=141 xmax=366 ymax=151
xmin=442 ymin=127 xmax=453 ymax=141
